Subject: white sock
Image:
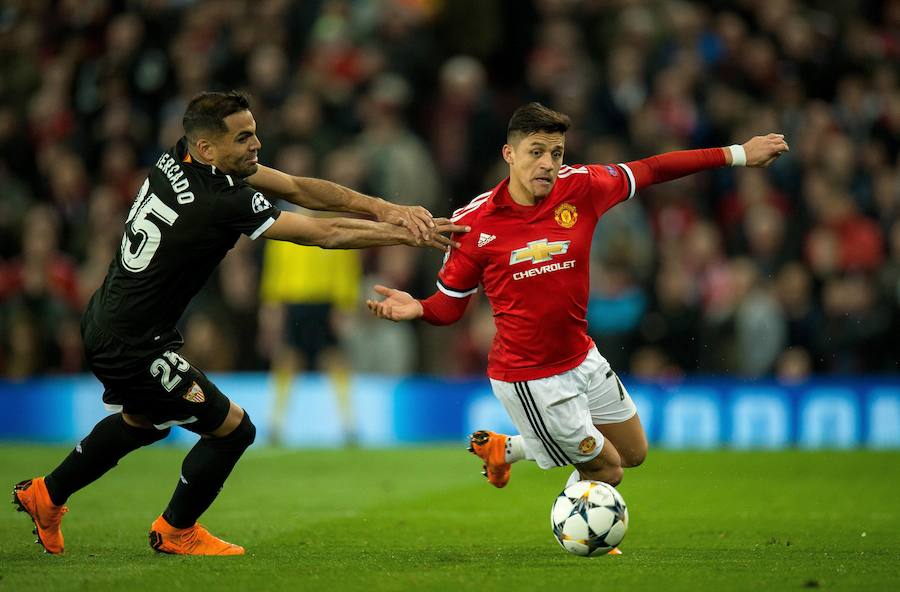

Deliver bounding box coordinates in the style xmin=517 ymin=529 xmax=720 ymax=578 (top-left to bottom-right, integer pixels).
xmin=565 ymin=468 xmax=581 ymax=489
xmin=505 ymin=435 xmax=534 ymax=463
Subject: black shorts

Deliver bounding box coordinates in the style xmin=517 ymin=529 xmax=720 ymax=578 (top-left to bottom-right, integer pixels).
xmin=81 ymin=320 xmax=230 ymax=433
xmin=284 ymin=303 xmax=337 ymax=365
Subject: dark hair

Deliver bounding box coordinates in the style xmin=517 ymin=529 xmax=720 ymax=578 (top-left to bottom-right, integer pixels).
xmin=506 ymin=102 xmax=571 ymax=142
xmin=183 ymin=91 xmax=252 ymax=142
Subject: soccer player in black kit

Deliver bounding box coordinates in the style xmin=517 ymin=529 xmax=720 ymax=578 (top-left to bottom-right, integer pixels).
xmin=12 ymin=91 xmax=468 ymax=556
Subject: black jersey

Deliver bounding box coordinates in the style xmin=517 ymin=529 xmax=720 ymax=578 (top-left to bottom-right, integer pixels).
xmin=86 ymin=137 xmax=281 ymax=345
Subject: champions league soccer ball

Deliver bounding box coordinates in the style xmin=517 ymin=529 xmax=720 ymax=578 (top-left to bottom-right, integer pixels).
xmin=550 ymin=480 xmax=628 ymax=556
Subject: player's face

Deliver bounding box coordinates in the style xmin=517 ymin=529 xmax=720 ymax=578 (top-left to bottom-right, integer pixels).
xmin=504 ymin=132 xmax=565 ymax=201
xmin=213 ymin=110 xmax=262 ymax=177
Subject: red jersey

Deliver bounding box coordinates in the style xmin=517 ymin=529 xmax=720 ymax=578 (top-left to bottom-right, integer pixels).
xmin=435 ymin=163 xmax=636 ymax=381
xmin=419 ymin=148 xmax=727 ymax=381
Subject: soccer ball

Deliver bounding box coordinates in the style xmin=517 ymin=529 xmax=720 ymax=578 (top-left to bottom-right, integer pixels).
xmin=550 ymin=480 xmax=628 ymax=556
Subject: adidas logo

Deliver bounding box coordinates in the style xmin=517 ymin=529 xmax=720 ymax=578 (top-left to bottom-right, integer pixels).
xmin=477 ymin=233 xmax=496 ymax=247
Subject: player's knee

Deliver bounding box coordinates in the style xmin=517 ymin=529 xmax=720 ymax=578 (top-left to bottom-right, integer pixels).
xmin=211 ymin=411 xmax=256 ymax=452
xmin=603 ymin=464 xmax=624 ymax=487
xmin=622 ymin=448 xmax=647 ymax=468
xmin=577 ymin=456 xmax=623 ymax=487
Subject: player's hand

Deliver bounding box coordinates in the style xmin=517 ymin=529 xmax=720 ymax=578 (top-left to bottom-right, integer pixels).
xmin=377 ymin=202 xmax=436 ymax=243
xmin=402 ymin=218 xmax=470 ymax=252
xmin=743 ymin=133 xmax=790 ymax=168
xmin=366 ymin=284 xmax=424 ymax=321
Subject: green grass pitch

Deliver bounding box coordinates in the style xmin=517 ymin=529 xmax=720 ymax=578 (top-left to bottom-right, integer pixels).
xmin=1 ymin=444 xmax=898 ymax=591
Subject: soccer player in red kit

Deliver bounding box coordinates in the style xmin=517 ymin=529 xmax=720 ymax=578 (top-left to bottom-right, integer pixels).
xmin=368 ymin=102 xmax=788 ymax=492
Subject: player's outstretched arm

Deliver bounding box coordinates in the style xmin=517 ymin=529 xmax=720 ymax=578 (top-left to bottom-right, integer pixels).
xmin=262 ymin=211 xmax=469 ymax=251
xmin=366 ymin=285 xmax=424 ymax=321
xmin=623 ymin=133 xmax=790 ymax=190
xmin=248 ymin=164 xmax=436 ymax=242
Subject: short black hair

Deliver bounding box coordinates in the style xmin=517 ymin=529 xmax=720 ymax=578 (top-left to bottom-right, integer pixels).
xmin=183 ymin=91 xmax=252 ymax=142
xmin=506 ymin=102 xmax=571 ymax=142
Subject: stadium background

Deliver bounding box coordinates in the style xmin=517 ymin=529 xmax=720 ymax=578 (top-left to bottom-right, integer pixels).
xmin=0 ymin=0 xmax=898 ymax=448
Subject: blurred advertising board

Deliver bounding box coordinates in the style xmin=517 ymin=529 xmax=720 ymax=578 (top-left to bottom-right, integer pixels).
xmin=1 ymin=374 xmax=897 ymax=449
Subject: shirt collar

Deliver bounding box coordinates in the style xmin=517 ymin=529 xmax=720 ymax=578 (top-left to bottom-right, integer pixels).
xmin=486 ymin=177 xmax=552 ymax=215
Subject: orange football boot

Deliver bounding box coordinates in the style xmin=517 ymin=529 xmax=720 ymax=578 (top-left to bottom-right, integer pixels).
xmin=12 ymin=477 xmax=68 ymax=554
xmin=149 ymin=515 xmax=244 ymax=555
xmin=607 ymin=547 xmax=623 ymax=555
xmin=468 ymin=430 xmax=511 ymax=488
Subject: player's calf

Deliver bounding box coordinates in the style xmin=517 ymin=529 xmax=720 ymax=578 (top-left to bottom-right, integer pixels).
xmin=161 ymin=410 xmax=256 ymax=529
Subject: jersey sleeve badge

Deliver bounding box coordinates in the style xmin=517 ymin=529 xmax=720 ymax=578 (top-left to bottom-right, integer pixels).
xmin=251 ymin=191 xmax=272 ymax=213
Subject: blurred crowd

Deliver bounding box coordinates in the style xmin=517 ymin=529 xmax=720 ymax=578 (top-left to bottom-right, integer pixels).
xmin=0 ymin=0 xmax=898 ymax=381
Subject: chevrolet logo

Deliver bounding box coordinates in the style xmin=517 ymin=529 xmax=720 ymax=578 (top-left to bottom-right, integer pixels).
xmin=509 ymin=239 xmax=571 ymax=265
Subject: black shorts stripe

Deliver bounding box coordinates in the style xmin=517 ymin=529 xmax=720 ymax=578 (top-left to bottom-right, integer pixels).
xmin=522 ymin=382 xmax=575 ymax=465
xmin=513 ymin=382 xmax=565 ymax=466
xmin=613 ymin=372 xmax=626 ymax=401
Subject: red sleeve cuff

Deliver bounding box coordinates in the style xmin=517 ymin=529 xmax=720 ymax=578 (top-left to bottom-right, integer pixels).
xmin=625 ymin=147 xmax=727 ymax=191
xmin=419 ymin=290 xmax=470 ymax=325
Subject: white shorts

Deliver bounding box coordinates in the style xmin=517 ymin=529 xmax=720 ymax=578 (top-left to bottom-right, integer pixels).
xmin=489 ymin=347 xmax=637 ymax=469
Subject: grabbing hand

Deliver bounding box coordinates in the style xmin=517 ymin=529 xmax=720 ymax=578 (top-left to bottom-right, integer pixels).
xmin=402 ymin=218 xmax=470 ymax=252
xmin=366 ymin=285 xmax=424 ymax=321
xmin=742 ymin=133 xmax=790 ymax=168
xmin=377 ymin=203 xmax=436 ymax=243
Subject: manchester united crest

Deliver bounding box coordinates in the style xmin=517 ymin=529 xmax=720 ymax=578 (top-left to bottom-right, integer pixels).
xmin=554 ymin=203 xmax=578 ymax=228
xmin=578 ymin=436 xmax=597 ymax=454
xmin=182 ymin=381 xmax=206 ymax=403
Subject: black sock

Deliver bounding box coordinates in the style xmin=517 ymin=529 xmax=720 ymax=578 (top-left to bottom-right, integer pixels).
xmin=44 ymin=414 xmax=169 ymax=506
xmin=162 ymin=413 xmax=255 ymax=529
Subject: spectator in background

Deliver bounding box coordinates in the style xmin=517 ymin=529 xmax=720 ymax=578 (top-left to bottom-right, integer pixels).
xmin=741 ymin=202 xmax=791 ymax=278
xmin=343 ymin=276 xmax=418 ymax=376
xmin=355 ymin=73 xmax=440 ymax=212
xmin=776 ymin=346 xmax=813 ymax=384
xmin=257 ymin=144 xmax=363 ymax=446
xmin=775 ymin=261 xmax=821 ymax=356
xmin=817 ymin=274 xmax=891 ymax=373
xmin=639 ymin=258 xmax=702 ymax=373
xmin=732 ymin=258 xmax=785 ymax=376
xmin=259 ymin=233 xmax=361 ymax=445
xmin=1 ymin=0 xmax=898 ymax=377
xmin=717 ymin=168 xmax=790 ymax=251
xmin=428 ymin=55 xmax=502 ymax=208
xmin=0 ymin=206 xmax=81 ymax=376
xmin=805 ymin=189 xmax=884 ymax=276
xmin=587 ymin=260 xmax=647 ymax=372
